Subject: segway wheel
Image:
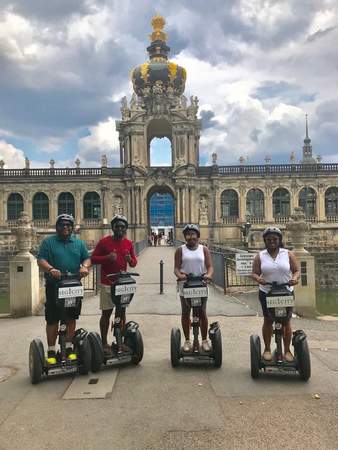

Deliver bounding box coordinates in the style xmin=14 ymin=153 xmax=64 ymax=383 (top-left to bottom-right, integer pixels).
xmin=170 ymin=327 xmax=181 ymax=367
xmin=129 ymin=329 xmax=144 ymax=365
xmin=87 ymin=332 xmax=104 ymax=373
xmin=29 ymin=339 xmax=44 ymax=384
xmin=297 ymin=338 xmax=311 ymax=381
xmin=78 ymin=336 xmax=92 ymax=375
xmin=250 ymin=335 xmax=261 ymax=379
xmin=211 ymin=328 xmax=222 ymax=368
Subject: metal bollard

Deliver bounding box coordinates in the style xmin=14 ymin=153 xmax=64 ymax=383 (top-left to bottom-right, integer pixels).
xmin=159 ymin=260 xmax=164 ymax=294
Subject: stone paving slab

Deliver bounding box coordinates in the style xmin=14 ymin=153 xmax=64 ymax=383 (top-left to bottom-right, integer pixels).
xmin=63 ymin=371 xmax=118 ymax=400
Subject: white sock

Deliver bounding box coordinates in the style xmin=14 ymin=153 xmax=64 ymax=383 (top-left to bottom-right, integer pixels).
xmin=65 ymin=342 xmax=73 ymax=349
xmin=48 ymin=346 xmax=56 ymax=352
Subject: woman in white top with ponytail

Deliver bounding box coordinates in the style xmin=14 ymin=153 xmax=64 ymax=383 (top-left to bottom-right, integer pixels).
xmin=252 ymin=227 xmax=300 ymax=362
xmin=174 ymin=224 xmax=214 ymax=352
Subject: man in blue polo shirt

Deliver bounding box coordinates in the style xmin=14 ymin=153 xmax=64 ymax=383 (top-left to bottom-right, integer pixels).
xmin=37 ymin=214 xmax=91 ymax=364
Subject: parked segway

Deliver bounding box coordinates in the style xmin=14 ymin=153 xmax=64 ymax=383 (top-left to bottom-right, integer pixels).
xmin=88 ymin=271 xmax=143 ymax=370
xmin=250 ymin=282 xmax=311 ymax=381
xmin=171 ymin=274 xmax=222 ymax=367
xmin=29 ymin=273 xmax=92 ymax=384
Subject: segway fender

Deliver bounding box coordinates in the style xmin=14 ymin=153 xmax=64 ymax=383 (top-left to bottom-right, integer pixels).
xmin=292 ymin=329 xmax=307 ymax=351
xmin=125 ymin=321 xmax=139 ymax=336
xmin=73 ymin=328 xmax=88 ymax=347
xmin=208 ymin=321 xmax=220 ymax=338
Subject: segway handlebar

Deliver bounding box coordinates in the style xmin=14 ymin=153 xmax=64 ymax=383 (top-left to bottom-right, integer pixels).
xmin=107 ymin=271 xmax=140 ymax=278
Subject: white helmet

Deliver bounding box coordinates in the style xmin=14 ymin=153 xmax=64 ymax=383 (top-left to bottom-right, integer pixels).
xmin=262 ymin=226 xmax=282 ymax=239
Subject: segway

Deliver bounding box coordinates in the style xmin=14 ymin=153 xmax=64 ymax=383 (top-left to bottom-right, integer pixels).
xmin=88 ymin=271 xmax=143 ymax=371
xmin=250 ymin=282 xmax=311 ymax=381
xmin=29 ymin=273 xmax=92 ymax=384
xmin=170 ymin=274 xmax=222 ymax=367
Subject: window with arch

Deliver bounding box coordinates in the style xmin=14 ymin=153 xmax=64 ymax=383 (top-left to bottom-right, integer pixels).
xmin=83 ymin=192 xmax=101 ymax=219
xmin=149 ymin=137 xmax=172 ymax=166
xmin=246 ymin=189 xmax=264 ymax=218
xmin=299 ymin=187 xmax=316 ymax=217
xmin=273 ymin=188 xmax=291 ymax=217
xmin=325 ymin=187 xmax=338 ymax=216
xmin=221 ymin=189 xmax=239 ymax=218
xmin=58 ymin=192 xmax=75 ymax=217
xmin=7 ymin=193 xmax=24 ymax=220
xmin=33 ymin=192 xmax=49 ymax=220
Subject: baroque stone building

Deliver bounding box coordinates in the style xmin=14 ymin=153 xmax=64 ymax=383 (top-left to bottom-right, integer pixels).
xmin=1 ymin=15 xmax=338 ymax=250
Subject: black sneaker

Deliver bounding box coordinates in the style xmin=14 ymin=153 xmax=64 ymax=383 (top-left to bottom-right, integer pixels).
xmin=46 ymin=350 xmax=57 ymax=365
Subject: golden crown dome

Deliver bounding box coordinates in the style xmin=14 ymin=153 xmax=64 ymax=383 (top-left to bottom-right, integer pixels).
xmin=131 ymin=16 xmax=186 ymax=98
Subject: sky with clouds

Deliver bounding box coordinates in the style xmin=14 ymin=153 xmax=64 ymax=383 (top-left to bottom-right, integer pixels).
xmin=0 ymin=0 xmax=337 ymax=168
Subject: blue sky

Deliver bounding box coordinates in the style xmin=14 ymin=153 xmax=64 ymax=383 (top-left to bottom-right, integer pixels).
xmin=0 ymin=0 xmax=337 ymax=168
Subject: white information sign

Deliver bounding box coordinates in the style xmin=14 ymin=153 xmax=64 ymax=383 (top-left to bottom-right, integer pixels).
xmin=235 ymin=254 xmax=255 ymax=276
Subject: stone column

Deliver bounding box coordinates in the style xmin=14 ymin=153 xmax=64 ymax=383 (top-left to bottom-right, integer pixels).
xmin=286 ymin=207 xmax=316 ymax=317
xmin=176 ymin=187 xmax=181 ymax=224
xmin=318 ymin=187 xmax=326 ymax=221
xmin=239 ymin=188 xmax=246 ymax=222
xmin=265 ymin=188 xmax=273 ymax=222
xmin=49 ymin=191 xmax=57 ymax=225
xmin=0 ymin=190 xmax=5 ymax=225
xmin=10 ymin=212 xmax=40 ymax=317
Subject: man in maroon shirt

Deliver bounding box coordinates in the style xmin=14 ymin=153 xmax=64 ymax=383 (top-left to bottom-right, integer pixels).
xmin=91 ymin=215 xmax=137 ymax=356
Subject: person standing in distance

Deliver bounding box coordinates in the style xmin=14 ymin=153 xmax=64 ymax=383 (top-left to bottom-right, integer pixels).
xmin=174 ymin=224 xmax=214 ymax=352
xmin=37 ymin=214 xmax=91 ymax=364
xmin=91 ymin=215 xmax=137 ymax=356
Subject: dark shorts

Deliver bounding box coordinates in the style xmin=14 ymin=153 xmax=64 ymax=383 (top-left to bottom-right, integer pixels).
xmin=180 ymin=296 xmax=207 ymax=316
xmin=258 ymin=290 xmax=293 ymax=321
xmin=45 ymin=283 xmax=82 ymax=325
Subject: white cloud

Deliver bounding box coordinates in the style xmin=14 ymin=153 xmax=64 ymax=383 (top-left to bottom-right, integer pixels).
xmin=77 ymin=117 xmax=120 ymax=166
xmin=0 ymin=140 xmax=25 ymax=168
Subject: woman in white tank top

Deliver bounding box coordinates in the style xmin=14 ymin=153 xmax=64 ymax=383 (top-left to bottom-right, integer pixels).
xmin=251 ymin=227 xmax=300 ymax=362
xmin=174 ymin=224 xmax=214 ymax=352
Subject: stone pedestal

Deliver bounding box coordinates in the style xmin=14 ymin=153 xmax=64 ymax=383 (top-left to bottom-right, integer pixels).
xmin=9 ymin=212 xmax=40 ymax=317
xmin=293 ymin=251 xmax=316 ymax=317
xmin=10 ymin=254 xmax=40 ymax=317
xmin=286 ymin=207 xmax=316 ymax=317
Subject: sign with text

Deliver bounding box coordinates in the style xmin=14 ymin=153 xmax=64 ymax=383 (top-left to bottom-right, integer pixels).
xmin=235 ymin=254 xmax=255 ymax=276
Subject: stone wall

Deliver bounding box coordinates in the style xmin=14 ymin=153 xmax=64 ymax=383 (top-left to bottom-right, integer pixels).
xmin=0 ymin=232 xmax=17 ymax=294
xmin=313 ymin=251 xmax=338 ymax=288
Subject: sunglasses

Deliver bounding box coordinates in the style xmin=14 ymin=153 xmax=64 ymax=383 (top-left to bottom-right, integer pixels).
xmin=58 ymin=222 xmax=73 ymax=228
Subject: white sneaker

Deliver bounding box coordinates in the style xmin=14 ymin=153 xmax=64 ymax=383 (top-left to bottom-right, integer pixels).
xmin=183 ymin=340 xmax=192 ymax=352
xmin=202 ymin=339 xmax=211 ymax=352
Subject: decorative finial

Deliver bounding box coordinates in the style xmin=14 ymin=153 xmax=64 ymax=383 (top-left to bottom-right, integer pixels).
xmin=239 ymin=156 xmax=245 ymax=165
xmin=316 ymin=155 xmax=322 ymax=163
xmin=49 ymin=159 xmax=55 ymax=169
xmin=0 ymin=160 xmax=4 ymax=169
xmin=75 ymin=158 xmax=81 ymax=168
xmin=305 ymin=114 xmax=309 ymax=139
xmin=150 ymin=15 xmax=167 ymax=42
xmin=264 ymin=155 xmax=271 ymax=164
xmin=212 ymin=152 xmax=217 ymax=165
xmin=290 ymin=151 xmax=296 ymax=163
xmin=101 ymin=154 xmax=108 ymax=168
xmin=25 ymin=156 xmax=30 ymax=170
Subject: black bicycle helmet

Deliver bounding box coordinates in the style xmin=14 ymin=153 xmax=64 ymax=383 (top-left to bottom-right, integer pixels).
xmin=56 ymin=214 xmax=74 ymax=226
xmin=111 ymin=214 xmax=128 ymax=229
xmin=262 ymin=226 xmax=282 ymax=239
xmin=183 ymin=223 xmax=200 ymax=237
